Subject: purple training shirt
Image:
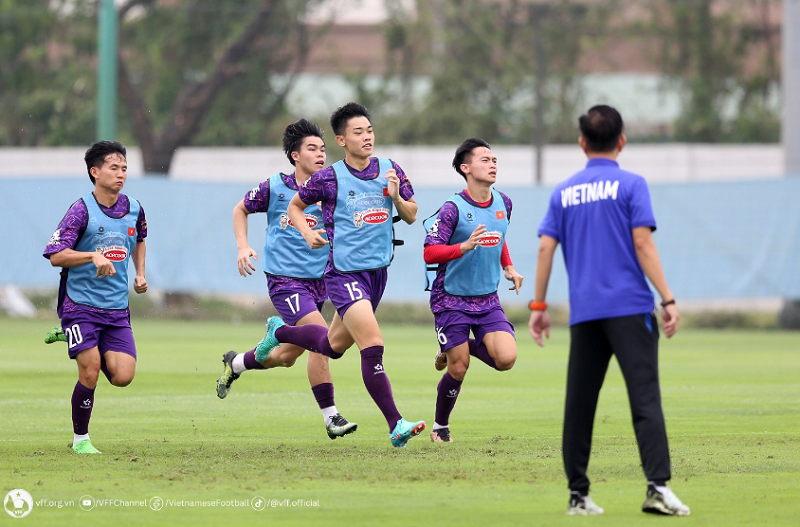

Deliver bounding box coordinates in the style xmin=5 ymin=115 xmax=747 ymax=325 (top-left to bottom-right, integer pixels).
xmin=297 ymin=158 xmax=414 ymax=271
xmin=424 ymin=190 xmax=512 ymax=314
xmin=43 ymin=193 xmax=147 ymax=318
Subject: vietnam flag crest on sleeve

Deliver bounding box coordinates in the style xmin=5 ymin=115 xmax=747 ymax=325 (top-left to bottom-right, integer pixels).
xmin=496 ymin=210 xmax=505 ymax=220
xmin=128 ymin=227 xmax=136 ymax=236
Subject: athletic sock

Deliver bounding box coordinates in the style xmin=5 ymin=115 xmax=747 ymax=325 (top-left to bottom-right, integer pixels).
xmin=73 ymin=433 xmax=90 ymax=447
xmin=432 ymin=422 xmax=448 ymax=431
xmin=240 ymin=349 xmax=264 ymax=371
xmin=434 ymin=372 xmax=462 ymax=427
xmin=275 ymin=325 xmax=344 ymax=359
xmin=359 ymin=346 xmax=402 ymax=431
xmin=71 ymin=381 xmax=95 ymax=437
xmin=311 ymin=383 xmax=337 ymax=423
xmin=468 ymin=338 xmax=498 ymax=370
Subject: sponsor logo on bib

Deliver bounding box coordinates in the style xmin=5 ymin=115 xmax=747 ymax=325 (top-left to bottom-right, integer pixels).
xmin=100 ymin=245 xmax=128 ymax=261
xmin=477 ymin=231 xmax=502 ymax=247
xmin=283 ymin=214 xmax=319 ymax=229
xmin=361 ymin=208 xmax=390 ymax=225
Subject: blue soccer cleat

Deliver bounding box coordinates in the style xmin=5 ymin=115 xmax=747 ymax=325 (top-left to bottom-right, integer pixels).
xmin=389 ymin=418 xmax=426 ymax=448
xmin=255 ymin=316 xmax=285 ymax=362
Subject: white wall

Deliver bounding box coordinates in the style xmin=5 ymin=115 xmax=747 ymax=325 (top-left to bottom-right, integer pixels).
xmin=0 ymin=144 xmax=784 ymax=185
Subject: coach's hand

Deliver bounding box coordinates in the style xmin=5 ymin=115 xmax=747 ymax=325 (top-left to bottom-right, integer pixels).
xmin=460 ymin=224 xmax=487 ymax=253
xmin=304 ymin=228 xmax=330 ymax=250
xmin=134 ymin=275 xmax=148 ymax=294
xmin=92 ymin=252 xmax=116 ymax=279
xmin=528 ymin=310 xmax=550 ymax=347
xmin=238 ymin=246 xmax=258 ymax=276
xmin=504 ymin=265 xmax=523 ymax=294
xmin=662 ymin=303 xmax=680 ymax=338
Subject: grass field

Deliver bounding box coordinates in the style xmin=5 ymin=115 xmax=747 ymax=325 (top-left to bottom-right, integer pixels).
xmin=1 ymin=318 xmax=799 ymax=526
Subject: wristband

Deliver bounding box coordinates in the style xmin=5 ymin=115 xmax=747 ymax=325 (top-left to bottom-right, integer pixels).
xmin=528 ymin=300 xmax=548 ymax=311
xmin=660 ymin=299 xmax=676 ymax=307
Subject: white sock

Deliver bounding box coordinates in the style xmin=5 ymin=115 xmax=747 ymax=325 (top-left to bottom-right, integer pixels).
xmin=432 ymin=422 xmax=448 ymax=431
xmin=649 ymin=481 xmax=669 ymax=493
xmin=232 ymin=353 xmax=246 ymax=374
xmin=73 ymin=433 xmax=90 ymax=446
xmin=321 ymin=406 xmax=339 ymax=424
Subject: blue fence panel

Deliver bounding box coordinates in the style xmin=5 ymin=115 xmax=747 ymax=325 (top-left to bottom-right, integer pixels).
xmin=1 ymin=177 xmax=798 ymax=305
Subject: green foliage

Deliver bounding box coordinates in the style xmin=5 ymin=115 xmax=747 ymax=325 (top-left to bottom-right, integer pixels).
xmin=652 ymin=0 xmax=781 ymax=142
xmin=0 ymin=0 xmax=96 ymax=146
xmin=1 ymin=319 xmax=799 ymax=525
xmin=361 ymin=0 xmax=614 ymax=146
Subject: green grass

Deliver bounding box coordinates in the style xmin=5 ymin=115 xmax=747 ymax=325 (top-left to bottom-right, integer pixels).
xmin=1 ymin=318 xmax=799 ymax=526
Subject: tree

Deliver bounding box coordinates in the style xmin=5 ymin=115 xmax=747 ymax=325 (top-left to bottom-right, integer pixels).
xmin=0 ymin=1 xmax=96 ymax=146
xmin=355 ymin=0 xmax=614 ymax=146
xmin=648 ymin=0 xmax=781 ymax=142
xmin=116 ymin=0 xmax=319 ymax=173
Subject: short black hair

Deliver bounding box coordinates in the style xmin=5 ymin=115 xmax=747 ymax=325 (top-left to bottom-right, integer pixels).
xmin=452 ymin=138 xmax=491 ymax=180
xmin=578 ymin=105 xmax=624 ymax=153
xmin=84 ymin=141 xmax=126 ymax=184
xmin=330 ymin=102 xmax=371 ymax=136
xmin=282 ymin=119 xmax=324 ymax=166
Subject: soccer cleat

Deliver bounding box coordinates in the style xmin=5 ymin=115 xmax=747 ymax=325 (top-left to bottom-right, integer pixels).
xmin=566 ymin=493 xmax=604 ymax=515
xmin=389 ymin=418 xmax=426 ymax=448
xmin=256 ymin=316 xmax=285 ymax=362
xmin=72 ymin=439 xmax=101 ymax=454
xmin=434 ymin=350 xmax=447 ymax=371
xmin=45 ymin=326 xmax=67 ymax=344
xmin=642 ymin=484 xmax=691 ymax=516
xmin=216 ymin=351 xmax=240 ymax=399
xmin=430 ymin=428 xmax=454 ymax=443
xmin=326 ymin=413 xmax=358 ymax=440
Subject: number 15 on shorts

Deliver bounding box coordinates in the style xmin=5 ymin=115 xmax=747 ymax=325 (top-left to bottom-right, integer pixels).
xmin=344 ymin=281 xmax=363 ymax=301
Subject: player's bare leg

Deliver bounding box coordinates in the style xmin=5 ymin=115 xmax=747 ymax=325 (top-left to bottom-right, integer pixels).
xmin=481 ymin=331 xmax=517 ymax=371
xmin=102 ymin=350 xmax=137 ymax=387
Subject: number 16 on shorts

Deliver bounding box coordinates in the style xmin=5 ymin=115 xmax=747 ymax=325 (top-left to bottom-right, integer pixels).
xmin=435 ymin=326 xmax=448 ymax=345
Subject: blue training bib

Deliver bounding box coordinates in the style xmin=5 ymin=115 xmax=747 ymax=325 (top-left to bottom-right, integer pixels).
xmin=263 ymin=173 xmax=328 ymax=279
xmin=66 ymin=192 xmax=139 ymax=310
xmin=330 ymin=158 xmax=395 ymax=272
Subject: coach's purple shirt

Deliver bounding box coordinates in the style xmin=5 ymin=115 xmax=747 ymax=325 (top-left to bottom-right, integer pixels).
xmin=297 ymin=158 xmax=414 ymax=271
xmin=43 ymin=193 xmax=147 ymax=318
xmin=424 ymin=190 xmax=513 ymax=314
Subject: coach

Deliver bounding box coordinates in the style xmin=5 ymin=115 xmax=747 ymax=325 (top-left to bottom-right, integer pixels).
xmin=528 ymin=105 xmax=690 ymax=516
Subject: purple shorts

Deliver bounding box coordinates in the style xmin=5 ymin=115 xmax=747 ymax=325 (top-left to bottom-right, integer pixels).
xmin=267 ymin=275 xmax=326 ymax=326
xmin=324 ymin=267 xmax=387 ymax=318
xmin=60 ymin=310 xmax=137 ymax=360
xmin=433 ymin=307 xmax=515 ymax=353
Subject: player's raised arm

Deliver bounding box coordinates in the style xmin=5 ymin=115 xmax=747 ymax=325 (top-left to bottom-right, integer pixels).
xmin=385 ymin=168 xmax=417 ymax=224
xmin=233 ymin=199 xmax=258 ymax=276
xmin=49 ymin=248 xmax=116 ymax=279
xmin=287 ymin=194 xmax=328 ymax=249
xmin=501 ymin=241 xmax=523 ymax=294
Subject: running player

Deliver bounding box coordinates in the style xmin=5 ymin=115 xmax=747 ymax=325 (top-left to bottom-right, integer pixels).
xmin=215 ymin=119 xmax=357 ymax=440
xmin=422 ymin=138 xmax=523 ymax=442
xmin=256 ymin=102 xmax=427 ymax=448
xmin=43 ymin=141 xmax=148 ymax=454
